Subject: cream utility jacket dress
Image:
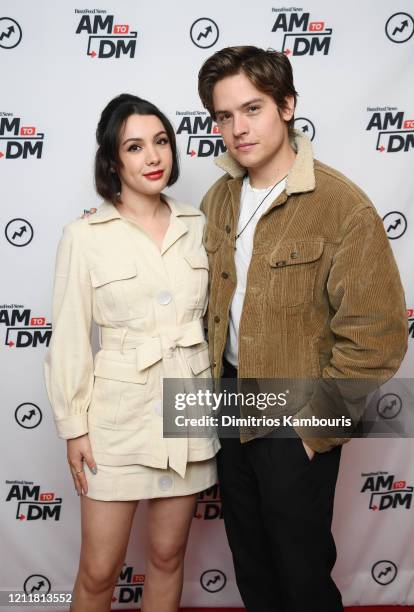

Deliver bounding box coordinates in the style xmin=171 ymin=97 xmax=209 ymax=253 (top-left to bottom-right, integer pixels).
xmin=44 ymin=197 xmax=220 ymax=480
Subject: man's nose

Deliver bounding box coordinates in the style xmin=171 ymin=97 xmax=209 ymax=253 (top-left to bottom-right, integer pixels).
xmin=233 ymin=113 xmax=248 ymax=137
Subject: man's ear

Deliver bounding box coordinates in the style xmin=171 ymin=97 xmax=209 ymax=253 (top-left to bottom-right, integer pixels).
xmin=281 ymin=95 xmax=295 ymax=122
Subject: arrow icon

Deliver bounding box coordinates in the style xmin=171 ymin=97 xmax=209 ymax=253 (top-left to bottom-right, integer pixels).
xmin=392 ymin=20 xmax=409 ymax=36
xmin=284 ymin=48 xmax=292 ymax=55
xmin=19 ymin=514 xmax=26 ymax=521
xmin=12 ymin=225 xmax=27 ymax=240
xmin=197 ymin=25 xmax=212 ymax=41
xmin=30 ymin=581 xmax=45 ymax=592
xmin=89 ymin=50 xmax=97 ymax=58
xmin=302 ymin=125 xmax=309 ymax=132
xmin=387 ymin=219 xmax=401 ymax=232
xmin=382 ymin=399 xmax=397 ymax=412
xmin=0 ymin=152 xmax=4 ymax=158
xmin=8 ymin=340 xmax=15 ymax=347
xmin=371 ymin=505 xmax=378 ymax=511
xmin=21 ymin=409 xmax=36 ymax=422
xmin=190 ymin=150 xmax=197 ymax=157
xmin=0 ymin=25 xmax=15 ymax=41
xmin=378 ymin=145 xmax=385 ymax=152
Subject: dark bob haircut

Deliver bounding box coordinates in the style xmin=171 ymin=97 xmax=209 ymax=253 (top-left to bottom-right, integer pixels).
xmin=95 ymin=93 xmax=179 ymax=204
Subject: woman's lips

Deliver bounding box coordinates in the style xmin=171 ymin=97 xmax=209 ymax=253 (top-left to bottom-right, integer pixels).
xmin=143 ymin=170 xmax=164 ymax=180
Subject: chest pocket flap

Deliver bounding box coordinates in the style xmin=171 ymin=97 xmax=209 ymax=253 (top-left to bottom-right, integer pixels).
xmin=269 ymin=241 xmax=324 ymax=268
xmin=90 ymin=263 xmax=137 ymax=287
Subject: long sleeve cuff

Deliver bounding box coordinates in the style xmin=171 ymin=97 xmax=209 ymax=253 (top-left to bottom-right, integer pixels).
xmin=54 ymin=413 xmax=89 ymax=439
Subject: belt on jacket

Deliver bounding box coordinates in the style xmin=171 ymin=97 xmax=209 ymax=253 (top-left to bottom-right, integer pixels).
xmin=99 ymin=319 xmax=207 ymax=479
xmin=99 ymin=319 xmax=206 ymax=372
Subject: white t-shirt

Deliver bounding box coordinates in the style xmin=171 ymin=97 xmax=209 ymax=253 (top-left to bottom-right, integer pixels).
xmin=224 ymin=175 xmax=287 ymax=367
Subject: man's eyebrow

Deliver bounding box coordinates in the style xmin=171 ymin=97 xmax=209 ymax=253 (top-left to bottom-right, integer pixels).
xmin=215 ymin=98 xmax=264 ymax=115
xmin=122 ymin=130 xmax=167 ymax=145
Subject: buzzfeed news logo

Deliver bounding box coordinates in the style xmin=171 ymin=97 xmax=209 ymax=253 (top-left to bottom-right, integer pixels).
xmin=112 ymin=564 xmax=145 ymax=606
xmin=271 ymin=7 xmax=332 ymax=56
xmin=176 ymin=111 xmax=225 ymax=158
xmin=366 ymin=106 xmax=414 ymax=152
xmin=361 ymin=471 xmax=413 ymax=511
xmin=5 ymin=481 xmax=62 ymax=522
xmin=194 ymin=484 xmax=223 ymax=520
xmin=75 ymin=9 xmax=137 ymax=58
xmin=0 ymin=113 xmax=44 ymax=159
xmin=0 ymin=305 xmax=52 ymax=348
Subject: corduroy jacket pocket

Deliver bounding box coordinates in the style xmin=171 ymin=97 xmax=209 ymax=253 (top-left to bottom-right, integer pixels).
xmin=268 ymin=240 xmax=324 ymax=307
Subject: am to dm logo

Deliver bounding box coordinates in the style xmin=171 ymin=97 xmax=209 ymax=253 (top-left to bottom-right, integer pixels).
xmin=176 ymin=111 xmax=225 ymax=158
xmin=5 ymin=481 xmax=62 ymax=521
xmin=361 ymin=471 xmax=413 ymax=511
xmin=75 ymin=9 xmax=137 ymax=58
xmin=112 ymin=564 xmax=145 ymax=605
xmin=366 ymin=106 xmax=414 ymax=152
xmin=194 ymin=483 xmax=223 ymax=520
xmin=270 ymin=7 xmax=332 ymax=56
xmin=0 ymin=114 xmax=44 ymax=159
xmin=408 ymin=309 xmax=414 ymax=339
xmin=0 ymin=305 xmax=52 ymax=348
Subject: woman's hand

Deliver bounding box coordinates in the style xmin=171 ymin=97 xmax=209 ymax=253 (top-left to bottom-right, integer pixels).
xmin=67 ymin=434 xmax=97 ymax=495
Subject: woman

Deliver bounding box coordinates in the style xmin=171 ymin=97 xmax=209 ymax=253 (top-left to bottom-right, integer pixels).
xmin=44 ymin=93 xmax=219 ymax=612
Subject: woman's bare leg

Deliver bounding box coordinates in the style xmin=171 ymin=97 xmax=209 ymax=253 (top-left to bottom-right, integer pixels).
xmin=71 ymin=496 xmax=138 ymax=612
xmin=141 ymin=494 xmax=198 ymax=612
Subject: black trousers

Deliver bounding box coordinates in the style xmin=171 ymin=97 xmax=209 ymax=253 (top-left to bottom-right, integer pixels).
xmin=217 ymin=359 xmax=344 ymax=612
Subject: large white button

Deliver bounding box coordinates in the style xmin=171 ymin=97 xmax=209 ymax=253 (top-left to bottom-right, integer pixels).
xmin=154 ymin=401 xmax=163 ymax=416
xmin=158 ymin=475 xmax=173 ymax=491
xmin=156 ymin=291 xmax=172 ymax=305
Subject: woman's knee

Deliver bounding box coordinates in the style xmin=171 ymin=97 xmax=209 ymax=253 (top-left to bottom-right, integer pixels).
xmin=78 ymin=557 xmax=121 ymax=595
xmin=147 ymin=542 xmax=185 ymax=574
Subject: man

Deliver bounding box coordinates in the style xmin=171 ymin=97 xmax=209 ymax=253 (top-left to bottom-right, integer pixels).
xmin=198 ymin=46 xmax=407 ymax=612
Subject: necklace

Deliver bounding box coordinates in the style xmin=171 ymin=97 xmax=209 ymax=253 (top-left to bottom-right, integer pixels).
xmin=235 ymin=174 xmax=288 ymax=242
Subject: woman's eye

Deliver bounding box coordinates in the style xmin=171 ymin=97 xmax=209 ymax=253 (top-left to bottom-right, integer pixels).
xmin=248 ymin=105 xmax=259 ymax=113
xmin=128 ymin=144 xmax=141 ymax=152
xmin=157 ymin=137 xmax=169 ymax=145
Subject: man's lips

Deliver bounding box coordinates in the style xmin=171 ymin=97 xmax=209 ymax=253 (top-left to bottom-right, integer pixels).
xmin=235 ymin=143 xmax=257 ymax=151
xmin=143 ymin=170 xmax=164 ymax=180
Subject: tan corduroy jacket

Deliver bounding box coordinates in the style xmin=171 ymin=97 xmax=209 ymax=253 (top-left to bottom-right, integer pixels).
xmin=44 ymin=197 xmax=220 ymax=477
xmin=201 ymin=131 xmax=408 ymax=452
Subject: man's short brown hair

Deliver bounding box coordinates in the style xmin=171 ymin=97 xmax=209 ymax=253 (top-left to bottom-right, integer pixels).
xmin=198 ymin=46 xmax=298 ymax=136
